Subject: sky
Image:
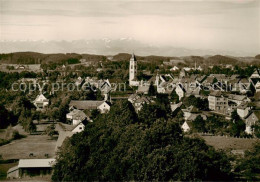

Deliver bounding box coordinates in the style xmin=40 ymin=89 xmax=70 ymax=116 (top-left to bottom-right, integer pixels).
xmin=0 ymin=0 xmax=260 ymax=55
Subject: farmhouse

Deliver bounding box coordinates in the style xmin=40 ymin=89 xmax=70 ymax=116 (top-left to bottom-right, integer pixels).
xmin=182 ymin=121 xmax=192 ymax=132
xmin=69 ymin=100 xmax=111 ymax=113
xmin=66 ymin=109 xmax=88 ymax=125
xmin=7 ymin=159 xmax=55 ymax=179
xmin=245 ymin=111 xmax=260 ymax=135
xmin=228 ymin=94 xmax=250 ymax=106
xmin=33 ymin=94 xmax=49 ymax=110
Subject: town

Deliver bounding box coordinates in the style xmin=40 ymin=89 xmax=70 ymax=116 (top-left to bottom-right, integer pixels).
xmin=0 ymin=52 xmax=259 ymax=181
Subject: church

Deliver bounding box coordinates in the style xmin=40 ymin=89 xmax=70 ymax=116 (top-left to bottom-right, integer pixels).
xmin=129 ymin=53 xmax=140 ymax=86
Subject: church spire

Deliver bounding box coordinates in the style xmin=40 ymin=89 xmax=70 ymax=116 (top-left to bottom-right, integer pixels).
xmin=131 ymin=52 xmax=137 ymax=61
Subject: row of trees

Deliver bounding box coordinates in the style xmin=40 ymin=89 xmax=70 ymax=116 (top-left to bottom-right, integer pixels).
xmin=191 ymin=111 xmax=248 ymax=137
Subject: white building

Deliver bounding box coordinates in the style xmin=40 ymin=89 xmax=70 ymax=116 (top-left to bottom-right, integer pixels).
xmin=237 ymin=103 xmax=251 ymax=119
xmin=129 ymin=53 xmax=139 ymax=86
xmin=208 ymin=91 xmax=228 ymax=114
xmin=66 ymin=109 xmax=88 ymax=125
xmin=72 ymin=123 xmax=85 ymax=133
xmin=250 ymin=69 xmax=260 ymax=79
xmin=182 ymin=121 xmax=191 ymax=132
xmin=170 ymin=66 xmax=179 ymax=71
xmin=175 ymin=84 xmax=186 ymax=100
xmin=69 ymin=100 xmax=111 ymax=114
xmin=33 ymin=94 xmax=49 ymax=110
xmin=245 ymin=111 xmax=260 ymax=135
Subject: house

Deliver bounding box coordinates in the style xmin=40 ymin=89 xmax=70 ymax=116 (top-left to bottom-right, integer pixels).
xmin=250 ymin=77 xmax=260 ymax=93
xmin=181 ymin=105 xmax=200 ymax=120
xmin=228 ymin=94 xmax=250 ymax=106
xmin=196 ymin=66 xmax=203 ymax=71
xmin=55 ymin=122 xmax=86 ymax=151
xmin=129 ymin=95 xmax=153 ymax=112
xmin=208 ymin=91 xmax=228 ymax=114
xmin=250 ymin=69 xmax=260 ymax=79
xmin=183 ymin=67 xmax=192 ymax=72
xmin=69 ymin=100 xmax=111 ymax=113
xmin=170 ymin=102 xmax=182 ymax=113
xmin=75 ymin=76 xmax=83 ymax=86
xmin=155 ymin=74 xmax=174 ymax=94
xmin=238 ymin=78 xmax=251 ymax=94
xmin=72 ymin=122 xmax=85 ymax=133
xmin=128 ymin=94 xmax=141 ymax=103
xmin=237 ymin=103 xmax=251 ymax=119
xmin=66 ymin=109 xmax=88 ymax=125
xmin=227 ymin=100 xmax=237 ymax=116
xmin=245 ymin=111 xmax=260 ymax=134
xmin=33 ymin=94 xmax=49 ymax=110
xmin=7 ymin=159 xmax=55 ymax=179
xmin=179 ymin=70 xmax=187 ymax=78
xmin=175 ymin=84 xmax=186 ymax=100
xmin=16 ymin=65 xmax=27 ymax=70
xmin=181 ymin=115 xmax=207 ymax=132
xmin=137 ymin=84 xmax=150 ymax=95
xmin=170 ymin=66 xmax=179 ymax=71
xmin=182 ymin=121 xmax=192 ymax=132
xmin=99 ymin=79 xmax=112 ymax=100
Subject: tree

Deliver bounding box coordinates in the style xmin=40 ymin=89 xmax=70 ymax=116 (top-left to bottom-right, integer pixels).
xmin=148 ymin=82 xmax=156 ymax=96
xmin=231 ymin=110 xmax=240 ymax=122
xmin=252 ymin=122 xmax=260 ymax=138
xmin=0 ymin=105 xmax=16 ymax=129
xmin=229 ymin=119 xmax=246 ymax=137
xmin=27 ymin=120 xmax=36 ymax=134
xmin=192 ymin=115 xmax=206 ymax=132
xmin=234 ymin=142 xmax=260 ymax=181
xmin=230 ymin=110 xmax=245 ymax=137
xmin=90 ymin=109 xmax=100 ymax=120
xmin=45 ymin=123 xmax=56 ymax=139
xmin=170 ymin=90 xmax=179 ymax=103
xmin=12 ymin=130 xmax=22 ymax=139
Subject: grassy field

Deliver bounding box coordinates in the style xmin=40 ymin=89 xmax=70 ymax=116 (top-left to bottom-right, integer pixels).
xmin=0 ymin=130 xmax=6 ymax=140
xmin=0 ymin=135 xmax=56 ymax=160
xmin=200 ymin=135 xmax=259 ymax=151
xmin=0 ymin=162 xmax=18 ymax=180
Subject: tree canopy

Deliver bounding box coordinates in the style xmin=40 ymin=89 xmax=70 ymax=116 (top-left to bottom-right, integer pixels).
xmin=52 ymin=100 xmax=232 ymax=181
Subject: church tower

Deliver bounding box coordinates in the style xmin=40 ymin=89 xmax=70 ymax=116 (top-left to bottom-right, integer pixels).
xmin=129 ymin=53 xmax=138 ymax=86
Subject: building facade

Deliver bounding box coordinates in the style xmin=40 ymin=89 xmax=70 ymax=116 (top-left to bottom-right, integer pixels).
xmin=208 ymin=91 xmax=228 ymax=114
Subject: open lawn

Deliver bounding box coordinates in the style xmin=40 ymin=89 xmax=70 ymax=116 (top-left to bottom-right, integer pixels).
xmin=200 ymin=135 xmax=259 ymax=151
xmin=0 ymin=135 xmax=56 ymax=160
xmin=0 ymin=162 xmax=18 ymax=180
xmin=0 ymin=130 xmax=6 ymax=140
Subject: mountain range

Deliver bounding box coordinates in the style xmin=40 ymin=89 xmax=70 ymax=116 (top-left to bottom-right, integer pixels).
xmin=0 ymin=39 xmax=256 ymax=57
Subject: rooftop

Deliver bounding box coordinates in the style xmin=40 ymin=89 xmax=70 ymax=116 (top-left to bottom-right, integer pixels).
xmin=18 ymin=159 xmax=56 ymax=168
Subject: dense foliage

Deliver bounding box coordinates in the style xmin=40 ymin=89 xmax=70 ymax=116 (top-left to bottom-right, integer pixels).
xmin=52 ymin=100 xmax=232 ymax=181
xmin=234 ymin=142 xmax=260 ymax=181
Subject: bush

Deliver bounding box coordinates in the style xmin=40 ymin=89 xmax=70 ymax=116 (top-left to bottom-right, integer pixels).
xmin=12 ymin=130 xmax=22 ymax=140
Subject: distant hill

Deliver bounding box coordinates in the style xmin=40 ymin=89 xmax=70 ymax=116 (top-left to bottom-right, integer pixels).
xmin=206 ymin=55 xmax=238 ymax=65
xmin=0 ymin=52 xmax=104 ymax=65
xmin=0 ymin=52 xmax=259 ymax=66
